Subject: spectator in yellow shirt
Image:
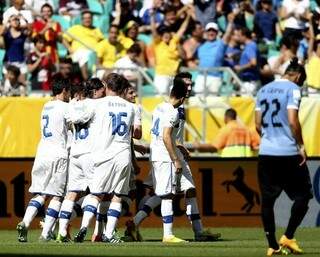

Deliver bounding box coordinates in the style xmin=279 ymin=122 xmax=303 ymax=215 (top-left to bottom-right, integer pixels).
xmin=63 ymin=10 xmax=104 ymax=80
xmin=95 ymin=25 xmax=126 ymax=78
xmin=306 ymin=16 xmax=320 ymax=94
xmin=151 ymin=6 xmax=191 ymax=95
xmin=193 ymin=108 xmax=260 ymax=157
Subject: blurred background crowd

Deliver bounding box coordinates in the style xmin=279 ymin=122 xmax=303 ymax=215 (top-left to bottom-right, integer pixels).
xmin=0 ymin=0 xmax=320 ymax=97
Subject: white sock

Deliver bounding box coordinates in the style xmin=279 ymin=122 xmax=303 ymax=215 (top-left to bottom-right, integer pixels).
xmin=161 ymin=199 xmax=173 ymax=237
xmin=186 ymin=197 xmax=203 ymax=235
xmin=58 ymin=199 xmax=75 ymax=237
xmin=23 ymin=195 xmax=45 ymax=228
xmin=93 ymin=201 xmax=110 ymax=236
xmin=81 ymin=196 xmax=99 ymax=229
xmin=133 ymin=195 xmax=161 ymax=227
xmin=80 ymin=195 xmax=90 ymax=209
xmin=104 ymin=202 xmax=121 ymax=239
xmin=41 ymin=199 xmax=62 ymax=238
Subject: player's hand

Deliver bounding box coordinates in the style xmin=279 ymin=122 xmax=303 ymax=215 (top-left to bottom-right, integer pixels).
xmin=174 ymin=159 xmax=183 ymax=173
xmin=299 ymin=146 xmax=307 ymax=166
xmin=135 ymin=144 xmax=148 ymax=155
xmin=177 ymin=145 xmax=190 ymax=161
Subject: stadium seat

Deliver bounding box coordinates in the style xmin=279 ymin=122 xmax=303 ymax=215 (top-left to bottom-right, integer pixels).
xmin=71 ymin=15 xmax=81 ymax=26
xmin=137 ymin=34 xmax=152 ymax=45
xmin=103 ymin=0 xmax=114 ymax=15
xmin=87 ymin=51 xmax=97 ymax=75
xmin=142 ymin=84 xmax=157 ymax=96
xmin=87 ymin=0 xmax=104 ymax=14
xmin=245 ymin=14 xmax=254 ymax=31
xmin=217 ymin=15 xmax=227 ymax=32
xmin=310 ymin=0 xmax=319 ymax=11
xmin=0 ymin=49 xmax=5 ymax=81
xmin=219 ymin=71 xmax=234 ymax=96
xmin=52 ymin=15 xmax=71 ymax=31
xmin=57 ymin=42 xmax=68 ymax=58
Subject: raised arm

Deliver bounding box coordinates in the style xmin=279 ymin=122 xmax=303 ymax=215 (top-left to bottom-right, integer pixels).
xmin=222 ymin=12 xmax=235 ymax=44
xmin=111 ymin=0 xmax=121 ymax=26
xmin=150 ymin=6 xmax=160 ymax=41
xmin=307 ymin=14 xmax=315 ymax=60
xmin=176 ymin=11 xmax=191 ymax=40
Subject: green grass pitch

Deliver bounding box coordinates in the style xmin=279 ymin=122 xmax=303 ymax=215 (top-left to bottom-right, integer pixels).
xmin=0 ymin=227 xmax=319 ymax=257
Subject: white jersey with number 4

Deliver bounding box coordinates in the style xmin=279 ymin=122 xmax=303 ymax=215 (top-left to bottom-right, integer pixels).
xmin=150 ymin=102 xmax=180 ymax=162
xmin=35 ymin=100 xmax=69 ymax=159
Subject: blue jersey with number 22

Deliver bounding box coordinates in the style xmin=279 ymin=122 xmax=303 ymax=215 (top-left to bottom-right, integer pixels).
xmin=256 ymin=78 xmax=301 ymax=156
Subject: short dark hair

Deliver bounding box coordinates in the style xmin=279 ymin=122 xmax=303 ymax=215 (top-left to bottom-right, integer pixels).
xmin=52 ymin=78 xmax=70 ymax=96
xmin=239 ymin=27 xmax=252 ymax=39
xmin=225 ymin=108 xmax=237 ymax=120
xmin=127 ymin=43 xmax=142 ymax=55
xmin=6 ymin=65 xmax=20 ymax=77
xmin=175 ymin=72 xmax=192 ymax=80
xmin=157 ymin=25 xmax=171 ymax=36
xmin=170 ymin=77 xmax=188 ymax=99
xmin=109 ymin=24 xmax=119 ymax=32
xmin=104 ymin=73 xmax=129 ymax=95
xmin=41 ymin=3 xmax=53 ymax=12
xmin=81 ymin=10 xmax=92 ymax=18
xmin=33 ymin=34 xmax=46 ymax=44
xmin=59 ymin=57 xmax=73 ymax=65
xmin=84 ymin=78 xmax=104 ymax=97
xmin=284 ymin=57 xmax=306 ymax=86
xmin=71 ymin=83 xmax=84 ymax=99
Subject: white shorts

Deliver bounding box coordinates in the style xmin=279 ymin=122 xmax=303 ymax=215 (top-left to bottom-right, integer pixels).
xmin=194 ymin=74 xmax=222 ymax=95
xmin=153 ymin=74 xmax=173 ymax=95
xmin=72 ymin=49 xmax=91 ymax=67
xmin=151 ymin=159 xmax=195 ymax=196
xmin=29 ymin=156 xmax=68 ymax=197
xmin=3 ymin=62 xmax=28 ymax=74
xmin=89 ymin=150 xmax=131 ymax=195
xmin=67 ymin=153 xmax=94 ymax=192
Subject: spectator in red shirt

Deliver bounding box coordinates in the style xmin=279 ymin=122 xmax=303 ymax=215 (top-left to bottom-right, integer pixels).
xmin=26 ymin=35 xmax=54 ymax=91
xmin=32 ymin=3 xmax=62 ymax=64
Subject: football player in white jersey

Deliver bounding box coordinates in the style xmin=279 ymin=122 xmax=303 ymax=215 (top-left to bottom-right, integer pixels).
xmin=126 ymin=72 xmax=221 ymax=242
xmin=56 ymin=78 xmax=106 ymax=242
xmin=71 ymin=73 xmax=140 ymax=243
xmin=16 ymin=79 xmax=70 ymax=242
xmin=91 ymin=82 xmax=143 ymax=242
xmin=148 ymin=77 xmax=189 ymax=243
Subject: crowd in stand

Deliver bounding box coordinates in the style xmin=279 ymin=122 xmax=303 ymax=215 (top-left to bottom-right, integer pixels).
xmin=0 ymin=0 xmax=320 ymax=96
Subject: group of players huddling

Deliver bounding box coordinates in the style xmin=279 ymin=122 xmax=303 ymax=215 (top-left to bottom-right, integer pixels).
xmin=16 ymin=71 xmax=220 ymax=244
xmin=16 ymin=58 xmax=313 ymax=256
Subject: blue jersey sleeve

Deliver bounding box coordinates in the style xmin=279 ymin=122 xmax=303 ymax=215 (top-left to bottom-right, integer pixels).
xmin=287 ymin=86 xmax=301 ymax=110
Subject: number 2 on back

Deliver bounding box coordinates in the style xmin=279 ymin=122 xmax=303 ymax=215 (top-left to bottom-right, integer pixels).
xmin=260 ymin=99 xmax=282 ymax=128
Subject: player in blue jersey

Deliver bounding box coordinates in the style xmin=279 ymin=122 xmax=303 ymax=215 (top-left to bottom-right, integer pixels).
xmin=255 ymin=58 xmax=313 ymax=256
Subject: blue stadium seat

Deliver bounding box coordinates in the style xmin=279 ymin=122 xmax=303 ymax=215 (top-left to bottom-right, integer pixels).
xmin=138 ymin=34 xmax=152 ymax=45
xmin=57 ymin=42 xmax=68 ymax=58
xmin=217 ymin=15 xmax=227 ymax=32
xmin=87 ymin=0 xmax=104 ymax=14
xmin=0 ymin=49 xmax=5 ymax=81
xmin=52 ymin=15 xmax=71 ymax=31
xmin=142 ymin=84 xmax=157 ymax=96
